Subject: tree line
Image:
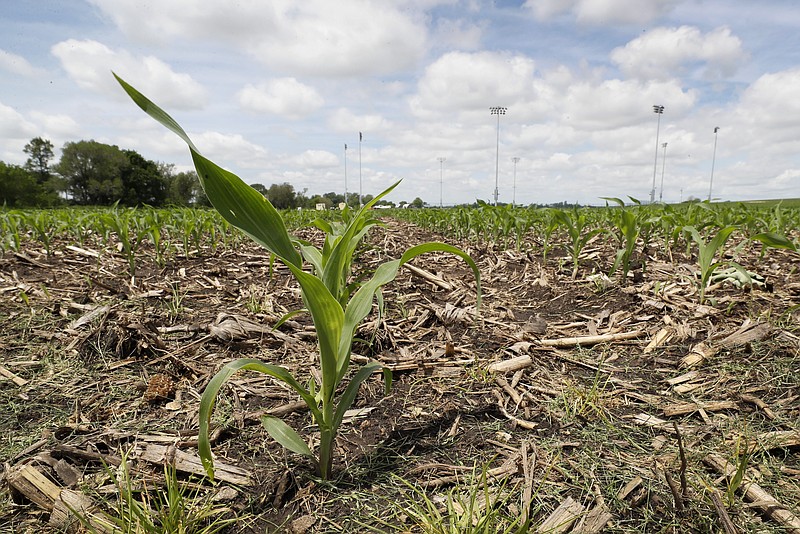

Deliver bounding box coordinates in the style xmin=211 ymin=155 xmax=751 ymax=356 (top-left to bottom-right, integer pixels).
xmin=1 ymin=137 xmax=424 ymax=209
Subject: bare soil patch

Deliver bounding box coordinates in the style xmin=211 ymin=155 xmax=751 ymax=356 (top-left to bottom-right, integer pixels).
xmin=1 ymin=218 xmax=799 ymax=532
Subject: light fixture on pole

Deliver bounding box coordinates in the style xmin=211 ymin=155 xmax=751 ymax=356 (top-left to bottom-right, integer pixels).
xmin=437 ymin=157 xmax=446 ymax=208
xmin=650 ymin=105 xmax=664 ymax=204
xmin=511 ymin=157 xmax=520 ymax=208
xmin=358 ymin=132 xmax=363 ymax=207
xmin=659 ymin=142 xmax=667 ymax=203
xmin=708 ymin=127 xmax=719 ymax=202
xmin=489 ymin=106 xmax=507 ymax=206
xmin=344 ymin=143 xmax=348 ymax=207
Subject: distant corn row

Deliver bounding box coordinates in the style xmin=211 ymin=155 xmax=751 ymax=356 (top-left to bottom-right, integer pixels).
xmin=391 ymin=201 xmax=799 ymax=250
xmin=0 ymin=205 xmax=324 ymax=274
xmin=2 ymin=201 xmax=798 ymax=280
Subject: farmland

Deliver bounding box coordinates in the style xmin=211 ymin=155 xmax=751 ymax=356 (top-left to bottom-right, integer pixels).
xmin=1 ymin=200 xmax=800 ymax=533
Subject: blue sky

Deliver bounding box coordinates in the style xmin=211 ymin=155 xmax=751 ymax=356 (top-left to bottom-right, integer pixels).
xmin=1 ymin=0 xmax=799 ymax=205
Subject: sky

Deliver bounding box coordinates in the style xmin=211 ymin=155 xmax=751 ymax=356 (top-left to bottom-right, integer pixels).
xmin=1 ymin=0 xmax=799 ymax=206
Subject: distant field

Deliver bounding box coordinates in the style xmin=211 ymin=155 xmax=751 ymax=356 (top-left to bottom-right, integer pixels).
xmin=729 ymin=198 xmax=800 ymax=208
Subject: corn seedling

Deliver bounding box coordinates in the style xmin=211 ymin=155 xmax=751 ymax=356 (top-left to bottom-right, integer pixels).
xmin=683 ymin=225 xmax=736 ymax=304
xmin=553 ymin=208 xmax=603 ymax=278
xmin=115 ymin=74 xmax=481 ymax=480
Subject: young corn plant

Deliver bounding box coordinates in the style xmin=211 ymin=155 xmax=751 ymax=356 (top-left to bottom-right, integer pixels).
xmin=683 ymin=225 xmax=737 ymax=303
xmin=115 ymin=74 xmax=481 ymax=480
xmin=553 ymin=208 xmax=603 ymax=278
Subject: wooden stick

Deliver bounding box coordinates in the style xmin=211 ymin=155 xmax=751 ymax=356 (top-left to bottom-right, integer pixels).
xmin=704 ymin=453 xmax=800 ymax=532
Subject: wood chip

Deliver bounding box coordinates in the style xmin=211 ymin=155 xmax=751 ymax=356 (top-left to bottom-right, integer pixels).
xmin=536 ymin=496 xmax=584 ymax=533
xmin=704 ymin=453 xmax=800 ymax=532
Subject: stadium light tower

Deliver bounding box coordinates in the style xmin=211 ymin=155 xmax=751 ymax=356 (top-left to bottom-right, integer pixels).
xmin=511 ymin=157 xmax=520 ymax=207
xmin=659 ymin=142 xmax=667 ymax=203
xmin=708 ymin=127 xmax=720 ymax=202
xmin=490 ymin=106 xmax=507 ymax=206
xmin=437 ymin=157 xmax=446 ymax=208
xmin=650 ymin=105 xmax=665 ymax=204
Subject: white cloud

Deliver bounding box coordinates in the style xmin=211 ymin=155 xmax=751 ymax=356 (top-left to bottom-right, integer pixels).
xmin=410 ymin=51 xmax=538 ymax=120
xmin=237 ymin=78 xmax=324 ymax=119
xmin=525 ymin=0 xmax=680 ymax=25
xmin=294 ymin=150 xmax=339 ymax=168
xmin=0 ymin=49 xmax=45 ymax=77
xmin=50 ymin=39 xmax=207 ymax=109
xmin=736 ymin=68 xmax=800 ymax=130
xmin=328 ymin=108 xmax=394 ymax=135
xmin=87 ymin=0 xmax=429 ymax=77
xmin=29 ymin=112 xmax=81 ymax=139
xmin=433 ymin=18 xmax=484 ymax=50
xmin=0 ymin=101 xmax=37 ymax=139
xmin=611 ymin=26 xmax=744 ymax=81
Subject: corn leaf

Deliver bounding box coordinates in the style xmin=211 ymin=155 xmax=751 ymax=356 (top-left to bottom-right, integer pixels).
xmin=198 ymin=358 xmax=317 ymax=479
xmin=751 ymin=232 xmax=797 ymax=251
xmin=261 ymin=416 xmax=314 ymax=458
xmin=113 ymin=73 xmax=301 ymax=267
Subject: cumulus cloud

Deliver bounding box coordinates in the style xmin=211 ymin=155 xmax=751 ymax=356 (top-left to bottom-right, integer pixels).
xmin=611 ymin=26 xmax=745 ymax=81
xmin=0 ymin=101 xmax=37 ymax=138
xmin=736 ymin=68 xmax=800 ymax=130
xmin=433 ymin=18 xmax=484 ymax=50
xmin=295 ymin=149 xmax=339 ymax=168
xmin=328 ymin=108 xmax=393 ymax=135
xmin=237 ymin=78 xmax=324 ymax=119
xmin=50 ymin=39 xmax=207 ymax=109
xmin=410 ymin=51 xmax=538 ymax=120
xmin=525 ymin=0 xmax=680 ymax=25
xmin=0 ymin=49 xmax=45 ymax=77
xmin=87 ymin=0 xmax=429 ymax=77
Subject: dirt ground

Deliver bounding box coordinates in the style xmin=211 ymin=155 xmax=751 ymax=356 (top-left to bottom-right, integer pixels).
xmin=1 ymin=218 xmax=799 ymax=533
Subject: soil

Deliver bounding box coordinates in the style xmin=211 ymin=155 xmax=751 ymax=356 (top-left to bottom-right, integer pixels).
xmin=1 ymin=218 xmax=799 ymax=533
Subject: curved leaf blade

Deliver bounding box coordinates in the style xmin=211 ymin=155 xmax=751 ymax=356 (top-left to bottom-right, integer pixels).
xmin=261 ymin=415 xmax=314 ymax=458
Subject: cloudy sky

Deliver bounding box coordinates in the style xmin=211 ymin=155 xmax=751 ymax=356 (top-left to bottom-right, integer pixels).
xmin=2 ymin=0 xmax=799 ymax=206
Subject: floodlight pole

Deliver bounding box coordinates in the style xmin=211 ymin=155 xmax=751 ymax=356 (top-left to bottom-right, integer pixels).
xmin=358 ymin=132 xmax=363 ymax=207
xmin=708 ymin=127 xmax=719 ymax=202
xmin=651 ymin=105 xmax=664 ymax=204
xmin=344 ymin=143 xmax=348 ymax=206
xmin=659 ymin=142 xmax=667 ymax=203
xmin=490 ymin=106 xmax=507 ymax=206
xmin=437 ymin=157 xmax=446 ymax=208
xmin=511 ymin=157 xmax=520 ymax=208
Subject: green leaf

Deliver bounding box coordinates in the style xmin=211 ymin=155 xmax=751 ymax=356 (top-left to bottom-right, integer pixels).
xmin=751 ymin=232 xmax=797 ymax=251
xmin=332 ymin=361 xmax=384 ymax=429
xmin=114 ymin=73 xmax=301 ymax=267
xmin=261 ymin=416 xmax=314 ymax=458
xmin=198 ymin=358 xmax=317 ymax=480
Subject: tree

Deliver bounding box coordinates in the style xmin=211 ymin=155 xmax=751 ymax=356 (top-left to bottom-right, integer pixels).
xmin=57 ymin=140 xmax=128 ymax=205
xmin=250 ymin=183 xmax=268 ymax=197
xmin=170 ymin=170 xmax=204 ymax=206
xmin=266 ymin=182 xmax=297 ymax=209
xmin=121 ymin=149 xmax=167 ymax=205
xmin=410 ymin=197 xmax=424 ymax=208
xmin=23 ymin=137 xmax=54 ymax=184
xmin=0 ymin=161 xmax=37 ymax=206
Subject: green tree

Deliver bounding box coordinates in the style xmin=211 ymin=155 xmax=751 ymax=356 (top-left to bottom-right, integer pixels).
xmin=250 ymin=183 xmax=268 ymax=197
xmin=171 ymin=170 xmax=204 ymax=205
xmin=23 ymin=137 xmax=54 ymax=184
xmin=57 ymin=140 xmax=128 ymax=205
xmin=267 ymin=182 xmax=297 ymax=209
xmin=410 ymin=197 xmax=424 ymax=208
xmin=120 ymin=149 xmax=167 ymax=205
